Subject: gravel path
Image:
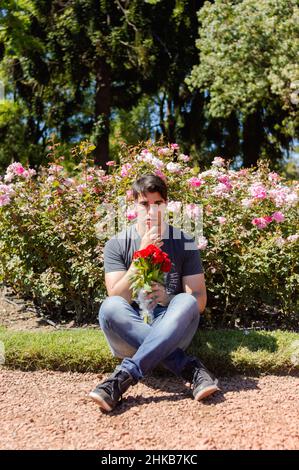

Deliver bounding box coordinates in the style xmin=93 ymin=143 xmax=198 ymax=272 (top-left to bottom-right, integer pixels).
xmin=0 ymin=370 xmax=298 ymax=450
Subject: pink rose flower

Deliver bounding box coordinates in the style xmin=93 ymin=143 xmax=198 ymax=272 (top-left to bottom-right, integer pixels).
xmin=76 ymin=184 xmax=87 ymax=193
xmin=286 ymin=193 xmax=298 ymax=206
xmin=120 ymin=163 xmax=132 ymax=177
xmin=126 ymin=209 xmax=137 ymax=221
xmin=287 ymin=233 xmax=299 ymax=243
xmin=62 ymin=178 xmax=74 ymax=187
xmin=213 ymin=183 xmax=232 ymax=197
xmin=14 ymin=164 xmax=25 ymax=175
xmin=275 ymin=237 xmax=285 ymax=248
xmin=251 ymin=216 xmax=272 ymax=229
xmin=4 ymin=162 xmax=26 ymax=181
xmin=241 ymin=198 xmax=254 ymax=208
xmin=170 ymin=143 xmax=180 ymax=150
xmin=150 ymin=156 xmax=164 ymax=169
xmin=0 ymin=184 xmax=15 ymax=196
xmin=268 ymin=188 xmax=287 ymax=207
xmin=20 ymin=169 xmax=36 ymax=179
xmin=126 ymin=189 xmax=133 ymax=199
xmin=46 ymin=175 xmax=55 ymax=183
xmin=100 ymin=175 xmax=110 ymax=182
xmin=249 ymin=183 xmax=267 ymax=199
xmin=0 ymin=194 xmax=10 ymax=206
xmin=287 ymin=234 xmax=299 ymax=243
xmin=48 ymin=164 xmax=64 ymax=174
xmin=187 ymin=177 xmax=202 ymax=188
xmin=212 ymin=156 xmax=225 ymax=167
xmin=217 ymin=175 xmax=230 ymax=185
xmin=167 ymin=201 xmax=182 ymax=213
xmin=272 ymin=211 xmax=285 ymax=223
xmin=238 ymin=169 xmax=248 ymax=176
xmin=268 ymin=172 xmax=280 ymax=183
xmin=155 ymin=169 xmax=167 ymax=180
xmin=157 ymin=147 xmax=171 ymax=156
xmin=197 ymin=236 xmax=208 ymax=250
xmin=186 ymin=203 xmax=201 ymax=219
xmin=178 ymin=154 xmax=190 ymax=162
xmin=166 ymin=162 xmax=182 ymax=174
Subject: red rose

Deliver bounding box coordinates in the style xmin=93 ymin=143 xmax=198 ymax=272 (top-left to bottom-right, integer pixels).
xmin=133 ymin=244 xmax=162 ymax=260
xmin=132 ymin=244 xmax=171 ymax=273
xmin=161 ymin=258 xmax=171 ymax=272
xmin=147 ymin=244 xmax=160 ymax=255
xmin=152 ymin=251 xmax=165 ymax=264
xmin=133 ymin=245 xmax=152 ymax=259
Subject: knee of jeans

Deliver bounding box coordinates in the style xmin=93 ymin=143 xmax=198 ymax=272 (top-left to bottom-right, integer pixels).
xmin=173 ymin=293 xmax=199 ymax=319
xmin=175 ymin=292 xmax=198 ymax=306
xmin=111 ymin=343 xmax=137 ymax=359
xmin=98 ymin=295 xmax=125 ymax=327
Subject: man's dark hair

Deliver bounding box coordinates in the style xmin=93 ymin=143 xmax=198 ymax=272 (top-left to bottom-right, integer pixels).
xmin=132 ymin=174 xmax=168 ymax=201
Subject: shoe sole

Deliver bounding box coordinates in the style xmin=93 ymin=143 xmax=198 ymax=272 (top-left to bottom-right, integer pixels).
xmin=89 ymin=391 xmax=113 ymax=412
xmin=194 ymin=384 xmax=220 ymax=401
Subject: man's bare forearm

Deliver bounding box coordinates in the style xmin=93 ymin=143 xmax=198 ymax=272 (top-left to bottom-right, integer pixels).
xmin=196 ymin=294 xmax=207 ymax=314
xmin=109 ymin=263 xmax=137 ymax=304
xmin=191 ymin=292 xmax=207 ymax=314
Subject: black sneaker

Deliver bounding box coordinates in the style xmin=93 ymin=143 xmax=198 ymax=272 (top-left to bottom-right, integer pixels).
xmin=181 ymin=358 xmax=220 ymax=401
xmin=89 ymin=368 xmax=137 ymax=411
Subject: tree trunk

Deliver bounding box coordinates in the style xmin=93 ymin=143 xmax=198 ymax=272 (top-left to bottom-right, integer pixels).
xmin=189 ymin=90 xmax=205 ymax=151
xmin=242 ymin=110 xmax=264 ymax=167
xmin=166 ymin=98 xmax=176 ymax=143
xmin=223 ymin=112 xmax=240 ymax=160
xmin=94 ymin=57 xmax=111 ymax=168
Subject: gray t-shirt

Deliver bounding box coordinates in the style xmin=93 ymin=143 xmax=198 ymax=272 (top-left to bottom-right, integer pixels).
xmin=103 ymin=222 xmax=204 ymax=297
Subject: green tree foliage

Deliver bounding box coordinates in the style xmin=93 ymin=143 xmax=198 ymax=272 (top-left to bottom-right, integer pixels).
xmin=0 ymin=0 xmax=47 ymax=169
xmin=0 ymin=0 xmax=210 ymax=171
xmin=0 ymin=0 xmax=298 ymax=171
xmin=187 ymin=0 xmax=299 ymax=166
xmin=0 ymin=0 xmax=163 ymax=169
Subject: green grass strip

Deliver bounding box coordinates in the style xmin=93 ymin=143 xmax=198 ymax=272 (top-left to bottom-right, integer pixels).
xmin=0 ymin=327 xmax=298 ymax=375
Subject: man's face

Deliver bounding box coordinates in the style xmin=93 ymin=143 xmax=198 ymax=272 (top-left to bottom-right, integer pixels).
xmin=134 ymin=192 xmax=167 ymax=229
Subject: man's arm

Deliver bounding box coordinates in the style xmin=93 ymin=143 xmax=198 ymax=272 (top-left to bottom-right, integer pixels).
xmin=103 ymin=224 xmax=164 ymax=304
xmin=182 ymin=273 xmax=207 ymax=314
xmin=104 ymin=262 xmax=137 ymax=304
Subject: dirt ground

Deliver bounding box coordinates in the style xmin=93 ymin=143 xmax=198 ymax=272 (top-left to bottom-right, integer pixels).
xmin=0 ymin=369 xmax=298 ymax=450
xmin=0 ymin=285 xmax=98 ymax=331
xmin=1 ymin=285 xmax=298 ymax=450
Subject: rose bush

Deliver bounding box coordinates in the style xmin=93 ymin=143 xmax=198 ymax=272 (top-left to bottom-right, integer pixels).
xmin=0 ymin=141 xmax=110 ymax=322
xmin=0 ymin=139 xmax=298 ymax=326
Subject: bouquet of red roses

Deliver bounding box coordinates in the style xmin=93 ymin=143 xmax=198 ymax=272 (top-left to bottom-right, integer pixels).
xmin=129 ymin=244 xmax=172 ymax=324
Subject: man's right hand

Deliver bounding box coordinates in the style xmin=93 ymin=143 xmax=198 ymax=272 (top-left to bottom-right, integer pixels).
xmin=139 ymin=225 xmax=164 ymax=251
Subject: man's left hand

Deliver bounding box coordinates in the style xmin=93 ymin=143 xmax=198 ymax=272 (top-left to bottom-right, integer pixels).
xmin=146 ymin=282 xmax=170 ymax=308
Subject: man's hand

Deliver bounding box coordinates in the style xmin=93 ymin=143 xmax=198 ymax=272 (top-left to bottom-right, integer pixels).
xmin=139 ymin=226 xmax=164 ymax=251
xmin=145 ymin=282 xmax=170 ymax=308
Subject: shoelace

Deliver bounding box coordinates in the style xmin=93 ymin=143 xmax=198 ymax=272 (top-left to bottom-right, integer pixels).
xmin=193 ymin=365 xmax=215 ymax=387
xmin=96 ymin=376 xmax=122 ymax=400
xmin=192 ymin=369 xmax=205 ymax=387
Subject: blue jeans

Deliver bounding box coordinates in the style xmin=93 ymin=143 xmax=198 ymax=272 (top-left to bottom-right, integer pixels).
xmin=98 ymin=293 xmax=200 ymax=381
